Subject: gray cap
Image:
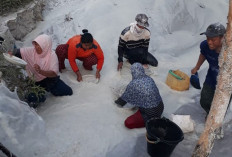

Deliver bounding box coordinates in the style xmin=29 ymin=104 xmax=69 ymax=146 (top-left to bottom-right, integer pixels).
xmin=200 ymin=23 xmax=226 ymax=37
xmin=135 ymin=14 xmax=149 ymax=27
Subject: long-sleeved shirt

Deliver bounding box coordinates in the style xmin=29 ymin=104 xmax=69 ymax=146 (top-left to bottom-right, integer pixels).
xmin=67 ymin=35 xmax=104 ymax=72
xmin=118 ymin=24 xmax=150 ymax=63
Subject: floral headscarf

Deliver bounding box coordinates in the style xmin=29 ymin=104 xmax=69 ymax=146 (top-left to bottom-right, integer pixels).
xmin=121 ymin=63 xmax=162 ymax=108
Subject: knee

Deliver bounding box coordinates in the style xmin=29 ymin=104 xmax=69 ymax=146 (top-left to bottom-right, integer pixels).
xmin=66 ymin=87 xmax=73 ymax=95
xmin=50 ymin=80 xmax=73 ymax=96
xmin=63 ymin=86 xmax=73 ymax=96
xmin=52 ymin=87 xmax=73 ymax=96
xmin=150 ymin=58 xmax=158 ymax=67
xmin=124 ymin=118 xmax=145 ymax=129
xmin=153 ymin=61 xmax=158 ymax=67
xmin=147 ymin=53 xmax=158 ymax=67
xmin=124 ymin=110 xmax=145 ymax=129
xmin=200 ymin=97 xmax=210 ymax=113
xmin=124 ymin=118 xmax=135 ymax=129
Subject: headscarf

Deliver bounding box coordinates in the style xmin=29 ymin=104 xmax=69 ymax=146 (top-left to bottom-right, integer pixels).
xmin=20 ymin=34 xmax=59 ymax=82
xmin=130 ymin=22 xmax=145 ymax=37
xmin=121 ymin=63 xmax=162 ymax=108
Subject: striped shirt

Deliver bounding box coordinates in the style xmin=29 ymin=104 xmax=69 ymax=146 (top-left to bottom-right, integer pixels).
xmin=118 ymin=24 xmax=151 ymax=62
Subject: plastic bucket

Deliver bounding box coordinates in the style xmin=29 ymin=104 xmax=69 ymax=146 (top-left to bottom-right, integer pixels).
xmin=146 ymin=117 xmax=184 ymax=157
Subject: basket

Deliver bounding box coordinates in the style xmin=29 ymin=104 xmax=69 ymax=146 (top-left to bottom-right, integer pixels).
xmin=165 ymin=70 xmax=190 ymax=91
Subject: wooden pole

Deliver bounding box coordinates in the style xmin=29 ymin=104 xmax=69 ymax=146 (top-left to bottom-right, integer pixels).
xmin=192 ymin=1 xmax=232 ymax=156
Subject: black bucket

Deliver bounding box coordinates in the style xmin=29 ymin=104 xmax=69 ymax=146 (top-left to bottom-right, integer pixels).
xmin=146 ymin=117 xmax=184 ymax=157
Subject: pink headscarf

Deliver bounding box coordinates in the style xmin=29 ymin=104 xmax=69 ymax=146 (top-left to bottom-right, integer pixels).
xmin=20 ymin=34 xmax=59 ymax=82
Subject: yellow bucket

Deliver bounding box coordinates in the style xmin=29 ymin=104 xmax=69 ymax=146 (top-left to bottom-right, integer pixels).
xmin=165 ymin=70 xmax=190 ymax=91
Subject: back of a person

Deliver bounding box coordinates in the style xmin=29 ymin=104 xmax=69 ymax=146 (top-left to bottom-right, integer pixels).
xmin=66 ymin=35 xmax=81 ymax=45
xmin=126 ymin=63 xmax=162 ymax=108
xmin=134 ymin=76 xmax=156 ymax=94
xmin=115 ymin=63 xmax=164 ymax=129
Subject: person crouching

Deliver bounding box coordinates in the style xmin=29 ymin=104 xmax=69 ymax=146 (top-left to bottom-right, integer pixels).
xmin=115 ymin=63 xmax=164 ymax=129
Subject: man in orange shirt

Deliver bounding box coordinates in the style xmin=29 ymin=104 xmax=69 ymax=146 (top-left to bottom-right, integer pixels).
xmin=56 ymin=29 xmax=104 ymax=82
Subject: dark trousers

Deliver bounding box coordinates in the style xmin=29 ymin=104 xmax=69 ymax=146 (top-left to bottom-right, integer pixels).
xmin=200 ymin=83 xmax=232 ymax=114
xmin=200 ymin=83 xmax=215 ymax=114
xmin=124 ymin=48 xmax=158 ymax=67
xmin=36 ymin=76 xmax=73 ymax=96
xmin=26 ymin=76 xmax=73 ymax=107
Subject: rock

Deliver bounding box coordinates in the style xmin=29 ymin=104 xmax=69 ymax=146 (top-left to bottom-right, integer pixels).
xmin=6 ymin=0 xmax=45 ymax=40
xmin=0 ymin=25 xmax=15 ymax=53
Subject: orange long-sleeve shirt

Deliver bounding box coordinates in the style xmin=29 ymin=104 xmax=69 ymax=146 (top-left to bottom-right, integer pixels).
xmin=67 ymin=35 xmax=104 ymax=72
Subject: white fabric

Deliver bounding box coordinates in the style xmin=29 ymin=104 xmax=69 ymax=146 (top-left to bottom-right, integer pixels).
xmin=170 ymin=114 xmax=195 ymax=133
xmin=120 ymin=22 xmax=150 ymax=42
xmin=130 ymin=22 xmax=145 ymax=37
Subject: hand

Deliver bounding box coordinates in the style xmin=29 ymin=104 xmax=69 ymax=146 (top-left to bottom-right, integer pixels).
xmin=34 ymin=64 xmax=42 ymax=74
xmin=96 ymin=70 xmax=101 ymax=79
xmin=117 ymin=62 xmax=123 ymax=71
xmin=115 ymin=97 xmax=127 ymax=107
xmin=191 ymin=67 xmax=198 ymax=75
xmin=76 ymin=71 xmax=83 ymax=82
xmin=8 ymin=51 xmax=13 ymax=56
xmin=143 ymin=64 xmax=149 ymax=69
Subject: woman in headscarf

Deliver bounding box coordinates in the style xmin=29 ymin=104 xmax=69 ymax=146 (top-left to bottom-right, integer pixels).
xmin=115 ymin=63 xmax=164 ymax=129
xmin=12 ymin=34 xmax=73 ymax=105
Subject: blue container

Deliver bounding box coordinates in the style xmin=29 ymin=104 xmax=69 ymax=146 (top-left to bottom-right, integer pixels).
xmin=190 ymin=72 xmax=201 ymax=89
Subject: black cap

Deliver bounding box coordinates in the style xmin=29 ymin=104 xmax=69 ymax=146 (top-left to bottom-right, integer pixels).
xmin=200 ymin=23 xmax=226 ymax=37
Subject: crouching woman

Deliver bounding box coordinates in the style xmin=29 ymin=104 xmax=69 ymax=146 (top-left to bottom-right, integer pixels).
xmin=11 ymin=34 xmax=73 ymax=105
xmin=115 ymin=63 xmax=164 ymax=129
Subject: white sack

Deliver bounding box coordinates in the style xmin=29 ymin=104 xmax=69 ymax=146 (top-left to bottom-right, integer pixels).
xmin=0 ymin=84 xmax=48 ymax=157
xmin=171 ymin=114 xmax=195 ymax=133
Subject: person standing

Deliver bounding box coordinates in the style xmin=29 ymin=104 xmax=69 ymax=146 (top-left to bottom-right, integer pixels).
xmin=191 ymin=23 xmax=226 ymax=114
